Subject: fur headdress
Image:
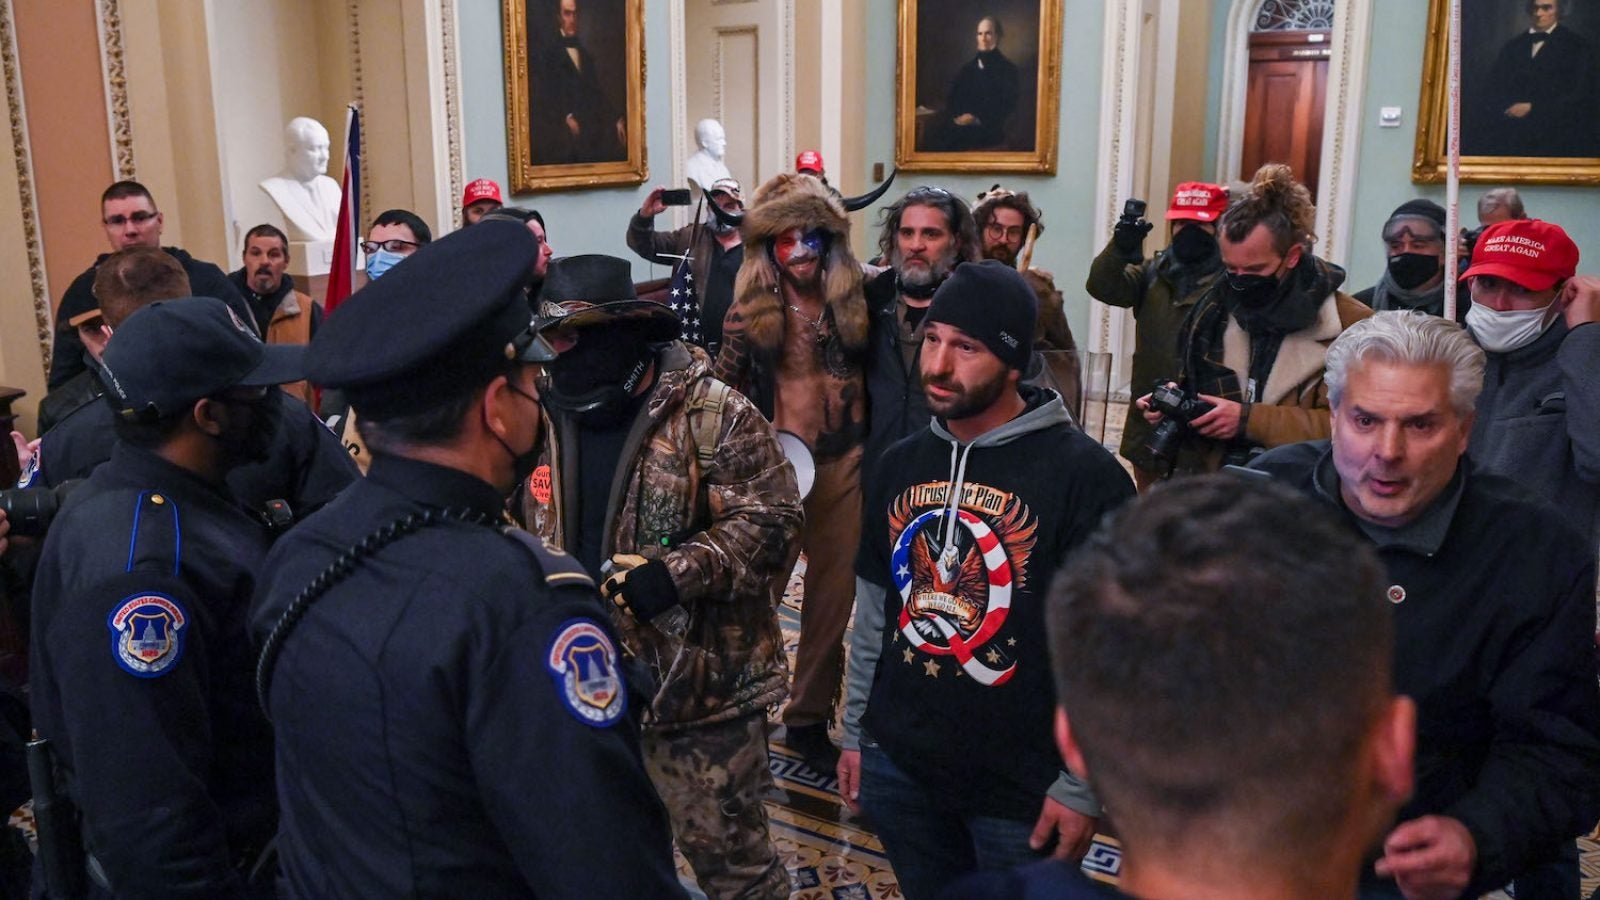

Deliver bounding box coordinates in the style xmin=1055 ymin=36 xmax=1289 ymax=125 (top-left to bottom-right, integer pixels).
xmin=733 ymin=174 xmax=868 ymax=355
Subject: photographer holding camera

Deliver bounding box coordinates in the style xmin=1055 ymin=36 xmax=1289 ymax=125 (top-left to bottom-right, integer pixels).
xmin=626 ymin=178 xmax=745 ymax=358
xmin=1086 ymin=182 xmax=1227 ymax=490
xmin=1138 ymin=164 xmax=1370 ymax=476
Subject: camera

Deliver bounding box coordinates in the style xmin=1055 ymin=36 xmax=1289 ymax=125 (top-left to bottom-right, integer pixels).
xmin=1119 ymin=199 xmax=1148 ymax=229
xmin=0 ymin=480 xmax=83 ymax=538
xmin=1144 ymin=380 xmax=1215 ymax=462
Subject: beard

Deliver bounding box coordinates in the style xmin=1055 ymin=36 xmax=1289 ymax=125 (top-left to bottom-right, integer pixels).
xmin=921 ymin=366 xmax=1009 ymax=422
xmin=983 ymin=242 xmax=1017 ymax=265
xmin=892 ymin=245 xmax=957 ymax=291
xmin=779 ymin=256 xmax=823 ymax=289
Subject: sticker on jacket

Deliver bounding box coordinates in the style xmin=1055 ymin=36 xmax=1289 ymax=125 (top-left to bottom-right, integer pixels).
xmin=547 ymin=618 xmax=626 ymax=727
xmin=108 ymin=592 xmax=188 ymax=678
xmin=888 ymin=482 xmax=1038 ymax=687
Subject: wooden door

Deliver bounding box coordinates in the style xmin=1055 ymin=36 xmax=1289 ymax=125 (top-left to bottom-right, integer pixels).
xmin=1240 ymin=30 xmax=1329 ymax=202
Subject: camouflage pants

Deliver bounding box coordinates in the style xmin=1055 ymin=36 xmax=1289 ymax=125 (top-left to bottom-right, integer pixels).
xmin=642 ymin=713 xmax=788 ymax=900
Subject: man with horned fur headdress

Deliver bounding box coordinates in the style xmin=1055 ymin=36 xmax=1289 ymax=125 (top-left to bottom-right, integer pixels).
xmin=713 ymin=173 xmax=869 ymax=774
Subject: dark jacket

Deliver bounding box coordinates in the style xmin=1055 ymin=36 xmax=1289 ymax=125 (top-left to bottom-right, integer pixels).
xmin=861 ymin=269 xmax=930 ymax=501
xmin=853 ymin=386 xmax=1134 ymax=819
xmin=1467 ymin=319 xmax=1600 ymax=539
xmin=50 ymin=247 xmax=253 ymax=389
xmin=625 ymin=214 xmax=741 ymax=357
xmin=522 ymin=343 xmax=804 ymax=731
xmin=31 ymin=444 xmax=277 ymax=898
xmin=33 ymin=392 xmax=357 ymax=521
xmin=945 ymin=859 xmax=1123 ymax=900
xmin=1253 ymin=442 xmax=1600 ymax=896
xmin=250 ymin=454 xmax=685 ymax=899
xmin=36 ymin=366 xmax=105 ymax=437
xmin=1085 ymin=238 xmax=1222 ymax=473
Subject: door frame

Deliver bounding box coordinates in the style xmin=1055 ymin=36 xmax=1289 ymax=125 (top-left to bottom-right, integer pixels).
xmin=1215 ymin=0 xmax=1373 ymax=265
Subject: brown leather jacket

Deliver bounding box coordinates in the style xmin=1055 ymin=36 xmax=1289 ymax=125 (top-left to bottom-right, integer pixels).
xmin=520 ymin=343 xmax=804 ymax=732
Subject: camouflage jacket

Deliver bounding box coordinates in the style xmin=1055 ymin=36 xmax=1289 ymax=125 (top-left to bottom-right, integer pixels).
xmin=520 ymin=342 xmax=803 ymax=732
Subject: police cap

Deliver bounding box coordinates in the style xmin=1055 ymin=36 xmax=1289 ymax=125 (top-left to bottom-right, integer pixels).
xmin=101 ymin=296 xmax=305 ymax=422
xmin=307 ymin=218 xmax=556 ymax=419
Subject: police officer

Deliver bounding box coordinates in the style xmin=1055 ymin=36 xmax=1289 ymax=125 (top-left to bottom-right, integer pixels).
xmin=250 ymin=220 xmax=686 ymax=898
xmin=29 ymin=247 xmax=358 ymax=521
xmin=29 ymin=296 xmax=303 ymax=898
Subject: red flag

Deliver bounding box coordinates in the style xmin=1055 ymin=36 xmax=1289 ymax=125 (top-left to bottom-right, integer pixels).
xmin=324 ymin=104 xmax=361 ymax=314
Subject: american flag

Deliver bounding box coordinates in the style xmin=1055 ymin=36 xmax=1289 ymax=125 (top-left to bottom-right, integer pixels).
xmin=324 ymin=103 xmax=361 ymax=314
xmin=668 ymin=253 xmax=702 ymax=344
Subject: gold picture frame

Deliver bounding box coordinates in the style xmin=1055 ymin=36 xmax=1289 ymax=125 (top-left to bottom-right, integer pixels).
xmin=504 ymin=0 xmax=647 ymax=192
xmin=895 ymin=0 xmax=1062 ymax=173
xmin=1413 ymin=0 xmax=1600 ymax=185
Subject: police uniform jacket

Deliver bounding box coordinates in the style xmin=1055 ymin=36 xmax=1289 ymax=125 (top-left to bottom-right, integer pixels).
xmin=33 ymin=391 xmax=357 ymax=518
xmin=30 ymin=443 xmax=277 ymax=898
xmin=1253 ymin=441 xmax=1600 ymax=894
xmin=251 ymin=453 xmax=685 ymax=899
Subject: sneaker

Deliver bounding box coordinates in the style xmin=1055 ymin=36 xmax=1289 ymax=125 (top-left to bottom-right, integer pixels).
xmin=786 ymin=723 xmax=840 ymax=777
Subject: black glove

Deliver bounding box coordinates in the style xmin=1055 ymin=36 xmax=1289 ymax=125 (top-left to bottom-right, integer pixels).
xmin=601 ymin=557 xmax=681 ymax=622
xmin=1112 ymin=218 xmax=1154 ymax=261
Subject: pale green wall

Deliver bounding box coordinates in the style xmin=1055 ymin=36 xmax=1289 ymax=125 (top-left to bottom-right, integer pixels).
xmin=458 ymin=0 xmax=674 ymax=280
xmin=458 ymin=0 xmax=1109 ymax=340
xmin=1199 ymin=1 xmax=1600 ymax=290
xmin=858 ymin=0 xmax=1107 ymax=345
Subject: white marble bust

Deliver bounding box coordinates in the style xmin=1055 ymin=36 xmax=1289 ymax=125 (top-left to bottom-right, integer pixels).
xmin=259 ymin=117 xmax=341 ymax=243
xmin=684 ymin=118 xmax=732 ymax=192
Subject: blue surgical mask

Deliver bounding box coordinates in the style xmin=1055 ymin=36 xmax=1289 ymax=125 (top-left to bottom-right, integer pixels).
xmin=365 ymin=248 xmax=406 ymax=281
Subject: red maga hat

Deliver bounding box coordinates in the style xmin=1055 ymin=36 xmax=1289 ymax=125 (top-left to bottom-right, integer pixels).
xmin=795 ymin=150 xmax=825 ymax=174
xmin=1461 ymin=218 xmax=1578 ymax=291
xmin=461 ymin=178 xmax=503 ymax=209
xmin=1166 ymin=182 xmax=1228 ymax=223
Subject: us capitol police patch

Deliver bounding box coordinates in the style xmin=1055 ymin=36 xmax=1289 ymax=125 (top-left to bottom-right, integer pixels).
xmin=546 ymin=618 xmax=626 ymax=727
xmin=108 ymin=592 xmax=189 ymax=677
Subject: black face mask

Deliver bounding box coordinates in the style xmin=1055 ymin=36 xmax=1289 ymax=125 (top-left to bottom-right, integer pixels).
xmin=545 ymin=327 xmax=655 ymax=424
xmin=498 ymin=380 xmax=544 ymax=486
xmin=1223 ymin=270 xmax=1285 ymax=310
xmin=1169 ymin=226 xmax=1217 ymax=265
xmin=1387 ymin=252 xmax=1442 ymax=290
xmin=215 ymin=390 xmax=280 ymax=465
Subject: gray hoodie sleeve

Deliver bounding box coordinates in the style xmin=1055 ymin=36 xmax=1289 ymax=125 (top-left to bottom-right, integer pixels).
xmin=1560 ymin=322 xmax=1600 ymax=483
xmin=1046 ymin=770 xmax=1101 ymax=818
xmin=842 ymin=577 xmax=886 ymax=751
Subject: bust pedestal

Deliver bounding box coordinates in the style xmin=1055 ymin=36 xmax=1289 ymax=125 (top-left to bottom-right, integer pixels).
xmin=290 ymin=240 xmax=333 ymax=303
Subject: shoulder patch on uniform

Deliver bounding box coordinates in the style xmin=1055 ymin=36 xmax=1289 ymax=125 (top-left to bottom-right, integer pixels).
xmin=546 ymin=618 xmax=626 ymax=727
xmin=107 ymin=591 xmax=188 ymax=678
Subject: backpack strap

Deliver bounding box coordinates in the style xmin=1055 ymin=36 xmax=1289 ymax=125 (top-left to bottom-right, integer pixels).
xmin=684 ymin=377 xmax=734 ymax=467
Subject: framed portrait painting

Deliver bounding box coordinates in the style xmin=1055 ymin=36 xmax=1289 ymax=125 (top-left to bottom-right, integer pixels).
xmin=895 ymin=0 xmax=1063 ymax=173
xmin=504 ymin=0 xmax=647 ymax=192
xmin=1414 ymin=0 xmax=1600 ymax=184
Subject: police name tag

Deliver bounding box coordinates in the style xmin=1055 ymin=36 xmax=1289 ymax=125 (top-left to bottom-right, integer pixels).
xmin=108 ymin=592 xmax=188 ymax=678
xmin=546 ymin=619 xmax=626 ymax=727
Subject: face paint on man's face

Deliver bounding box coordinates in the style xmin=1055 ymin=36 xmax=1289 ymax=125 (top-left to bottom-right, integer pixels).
xmin=774 ymin=228 xmax=827 ymax=265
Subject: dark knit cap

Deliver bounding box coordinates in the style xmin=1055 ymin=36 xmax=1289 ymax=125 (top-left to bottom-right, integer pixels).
xmin=1384 ymin=199 xmax=1447 ymax=236
xmin=924 ymin=260 xmax=1037 ymax=371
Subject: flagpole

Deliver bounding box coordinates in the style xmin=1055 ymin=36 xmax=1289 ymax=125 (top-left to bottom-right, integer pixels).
xmin=1444 ymin=0 xmax=1462 ymax=321
xmin=325 ymin=103 xmax=361 ymax=315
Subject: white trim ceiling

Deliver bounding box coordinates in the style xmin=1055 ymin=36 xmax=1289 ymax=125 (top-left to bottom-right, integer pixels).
xmin=669 ymin=0 xmax=689 ymax=229
xmin=1215 ymin=0 xmax=1373 ymax=266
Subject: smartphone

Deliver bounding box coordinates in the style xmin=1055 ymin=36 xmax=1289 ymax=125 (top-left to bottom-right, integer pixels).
xmin=661 ymin=188 xmax=693 ymax=206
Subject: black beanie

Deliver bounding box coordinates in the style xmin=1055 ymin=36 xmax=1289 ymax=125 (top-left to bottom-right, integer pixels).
xmin=1384 ymin=199 xmax=1447 ymax=236
xmin=924 ymin=260 xmax=1037 ymax=371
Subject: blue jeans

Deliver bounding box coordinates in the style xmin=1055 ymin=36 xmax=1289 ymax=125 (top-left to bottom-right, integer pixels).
xmin=858 ymin=743 xmax=1044 ymax=900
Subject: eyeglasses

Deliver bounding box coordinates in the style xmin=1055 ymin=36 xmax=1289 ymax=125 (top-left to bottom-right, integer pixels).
xmin=104 ymin=211 xmax=159 ymax=226
xmin=360 ymin=239 xmax=419 ymax=255
xmin=984 ymin=222 xmax=1026 ymax=241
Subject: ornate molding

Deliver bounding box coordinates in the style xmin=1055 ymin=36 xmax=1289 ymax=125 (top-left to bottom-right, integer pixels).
xmin=1 ymin=0 xmax=51 ymax=379
xmin=1090 ymin=0 xmax=1139 ymax=359
xmin=348 ymin=0 xmax=370 ymax=227
xmin=96 ymin=0 xmax=134 ymax=180
xmin=441 ymin=0 xmax=462 ymax=221
xmin=1313 ymin=0 xmax=1372 ymax=266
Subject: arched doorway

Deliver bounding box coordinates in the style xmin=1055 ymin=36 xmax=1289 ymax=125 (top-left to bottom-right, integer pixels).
xmin=1238 ymin=0 xmax=1334 ymax=201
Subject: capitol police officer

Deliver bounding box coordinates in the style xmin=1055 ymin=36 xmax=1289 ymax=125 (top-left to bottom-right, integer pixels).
xmin=29 ymin=296 xmax=303 ymax=898
xmin=250 ymin=219 xmax=686 ymax=898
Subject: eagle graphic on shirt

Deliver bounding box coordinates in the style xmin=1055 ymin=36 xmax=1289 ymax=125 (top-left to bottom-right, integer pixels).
xmin=887 ymin=480 xmax=1037 ymax=686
